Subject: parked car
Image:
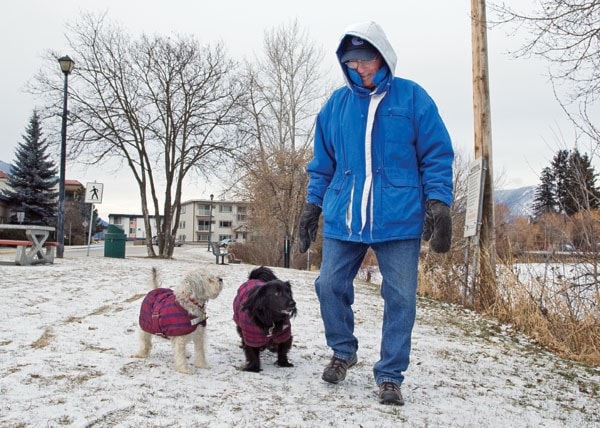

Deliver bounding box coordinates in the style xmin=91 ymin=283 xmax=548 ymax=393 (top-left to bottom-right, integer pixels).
xmin=219 ymin=238 xmax=237 ymax=247
xmin=151 ymin=236 xmax=184 ymax=247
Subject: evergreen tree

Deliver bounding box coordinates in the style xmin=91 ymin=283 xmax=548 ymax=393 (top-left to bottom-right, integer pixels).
xmin=532 ymin=166 xmax=557 ymax=218
xmin=551 ymin=149 xmax=572 ymax=215
xmin=1 ymin=111 xmax=59 ymax=225
xmin=535 ymin=148 xmax=600 ymax=218
xmin=568 ymin=149 xmax=600 ymax=212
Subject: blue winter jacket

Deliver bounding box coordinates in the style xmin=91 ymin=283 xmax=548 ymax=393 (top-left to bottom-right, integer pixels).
xmin=306 ymin=21 xmax=454 ymax=243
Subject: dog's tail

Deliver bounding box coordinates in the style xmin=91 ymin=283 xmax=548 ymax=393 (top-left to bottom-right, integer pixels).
xmin=151 ymin=267 xmax=160 ymax=289
xmin=248 ymin=266 xmax=278 ymax=282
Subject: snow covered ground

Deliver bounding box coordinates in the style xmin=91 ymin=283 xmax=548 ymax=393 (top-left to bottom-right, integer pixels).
xmin=0 ymin=245 xmax=598 ymax=427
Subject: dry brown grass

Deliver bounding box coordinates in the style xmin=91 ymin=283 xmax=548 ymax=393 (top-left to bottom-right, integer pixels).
xmin=490 ymin=270 xmax=600 ymax=366
xmin=418 ymin=256 xmax=600 ymax=366
xmin=30 ymin=327 xmax=54 ymax=349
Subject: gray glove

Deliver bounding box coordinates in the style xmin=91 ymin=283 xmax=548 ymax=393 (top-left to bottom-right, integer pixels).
xmin=298 ymin=203 xmax=322 ymax=253
xmin=422 ymin=200 xmax=452 ymax=253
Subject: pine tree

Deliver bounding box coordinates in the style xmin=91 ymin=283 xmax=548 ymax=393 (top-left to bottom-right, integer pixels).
xmin=1 ymin=111 xmax=59 ymax=225
xmin=532 ymin=166 xmax=557 ymax=218
xmin=552 ymin=149 xmax=572 ymax=215
xmin=568 ymin=149 xmax=600 ymax=212
xmin=535 ymin=148 xmax=600 ymax=218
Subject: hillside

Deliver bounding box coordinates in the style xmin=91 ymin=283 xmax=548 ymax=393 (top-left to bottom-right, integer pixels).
xmin=0 ymin=160 xmax=11 ymax=174
xmin=495 ymin=185 xmax=536 ymax=219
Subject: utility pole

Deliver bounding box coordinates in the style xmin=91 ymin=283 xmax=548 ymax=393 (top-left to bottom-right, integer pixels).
xmin=471 ymin=0 xmax=497 ymax=308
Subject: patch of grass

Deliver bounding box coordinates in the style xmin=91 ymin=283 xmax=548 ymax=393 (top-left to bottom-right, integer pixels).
xmin=30 ymin=327 xmax=54 ymax=349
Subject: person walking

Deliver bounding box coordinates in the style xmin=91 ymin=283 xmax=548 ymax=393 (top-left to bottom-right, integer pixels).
xmin=298 ymin=21 xmax=454 ymax=405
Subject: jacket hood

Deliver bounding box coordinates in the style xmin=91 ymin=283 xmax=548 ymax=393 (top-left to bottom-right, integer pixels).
xmin=336 ymin=21 xmax=398 ymax=89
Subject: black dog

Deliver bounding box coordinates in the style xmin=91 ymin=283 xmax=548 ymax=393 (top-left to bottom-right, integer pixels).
xmin=233 ymin=266 xmax=297 ymax=372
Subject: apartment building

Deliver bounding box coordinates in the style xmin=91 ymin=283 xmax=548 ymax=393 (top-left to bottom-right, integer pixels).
xmin=178 ymin=198 xmax=250 ymax=245
xmin=108 ymin=197 xmax=250 ymax=245
xmin=107 ymin=213 xmax=162 ymax=240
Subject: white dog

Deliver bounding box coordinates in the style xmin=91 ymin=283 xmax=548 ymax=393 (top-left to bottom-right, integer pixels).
xmin=133 ymin=267 xmax=223 ymax=373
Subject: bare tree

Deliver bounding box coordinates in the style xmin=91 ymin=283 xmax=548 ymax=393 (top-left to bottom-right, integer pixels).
xmin=31 ymin=13 xmax=245 ymax=257
xmin=230 ymin=20 xmax=330 ymax=266
xmin=491 ymin=1 xmax=600 ymax=141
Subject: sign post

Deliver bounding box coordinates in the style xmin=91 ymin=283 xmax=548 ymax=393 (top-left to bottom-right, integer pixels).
xmin=463 ymin=158 xmax=486 ymax=306
xmin=84 ymin=182 xmax=104 ymax=256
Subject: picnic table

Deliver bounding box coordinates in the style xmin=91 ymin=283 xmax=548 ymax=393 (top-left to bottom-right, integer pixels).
xmin=0 ymin=224 xmax=57 ymax=265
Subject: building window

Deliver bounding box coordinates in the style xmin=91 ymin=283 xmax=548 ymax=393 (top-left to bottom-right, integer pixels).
xmin=197 ymin=220 xmax=210 ymax=232
xmin=198 ymin=204 xmax=211 ymax=216
xmin=179 ymin=221 xmax=186 ymax=229
xmin=237 ymin=205 xmax=247 ymax=221
xmin=181 ymin=205 xmax=186 ymax=214
xmin=220 ymin=220 xmax=232 ymax=228
xmin=220 ymin=205 xmax=233 ymax=213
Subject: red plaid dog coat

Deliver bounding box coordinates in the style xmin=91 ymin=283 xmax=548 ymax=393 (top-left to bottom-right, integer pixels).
xmin=139 ymin=288 xmax=206 ymax=338
xmin=233 ymin=279 xmax=292 ymax=347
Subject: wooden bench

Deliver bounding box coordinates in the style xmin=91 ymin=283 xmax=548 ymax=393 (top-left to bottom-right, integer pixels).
xmin=0 ymin=238 xmax=58 ymax=265
xmin=211 ymin=243 xmax=229 ymax=265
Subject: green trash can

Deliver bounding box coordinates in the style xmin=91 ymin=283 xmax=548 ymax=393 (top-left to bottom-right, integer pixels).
xmin=104 ymin=224 xmax=126 ymax=258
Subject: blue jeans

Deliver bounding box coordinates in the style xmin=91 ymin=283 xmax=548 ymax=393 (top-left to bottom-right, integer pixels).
xmin=314 ymin=237 xmax=420 ymax=386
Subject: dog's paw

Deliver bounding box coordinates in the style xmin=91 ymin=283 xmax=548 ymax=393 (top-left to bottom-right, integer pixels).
xmin=175 ymin=365 xmax=192 ymax=374
xmin=277 ymin=360 xmax=294 ymax=368
xmin=194 ymin=362 xmax=210 ymax=369
xmin=131 ymin=352 xmax=148 ymax=359
xmin=243 ymin=365 xmax=262 ymax=373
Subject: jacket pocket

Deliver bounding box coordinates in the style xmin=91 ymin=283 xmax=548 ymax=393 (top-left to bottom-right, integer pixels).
xmin=380 ymin=107 xmax=414 ymax=144
xmin=380 ymin=169 xmax=423 ymax=229
xmin=379 ymin=108 xmax=418 ymax=171
xmin=322 ymin=172 xmax=352 ymax=230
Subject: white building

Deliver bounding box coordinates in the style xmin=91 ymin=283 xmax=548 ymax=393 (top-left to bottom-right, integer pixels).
xmin=108 ymin=197 xmax=250 ymax=245
xmin=107 ymin=213 xmax=162 ymax=240
xmin=178 ymin=198 xmax=250 ymax=245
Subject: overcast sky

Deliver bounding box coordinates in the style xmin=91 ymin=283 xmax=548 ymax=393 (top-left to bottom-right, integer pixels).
xmin=1 ymin=1 xmax=579 ymax=219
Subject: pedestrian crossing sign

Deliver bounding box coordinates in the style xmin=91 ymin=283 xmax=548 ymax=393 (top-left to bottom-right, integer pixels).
xmin=85 ymin=182 xmax=104 ymax=204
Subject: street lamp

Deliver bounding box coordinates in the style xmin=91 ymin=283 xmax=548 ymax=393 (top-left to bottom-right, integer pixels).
xmin=57 ymin=55 xmax=75 ymax=258
xmin=207 ymin=194 xmax=214 ymax=251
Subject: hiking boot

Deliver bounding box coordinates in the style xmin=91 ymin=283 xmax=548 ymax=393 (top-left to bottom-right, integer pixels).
xmin=321 ymin=354 xmax=357 ymax=384
xmin=378 ymin=382 xmax=404 ymax=405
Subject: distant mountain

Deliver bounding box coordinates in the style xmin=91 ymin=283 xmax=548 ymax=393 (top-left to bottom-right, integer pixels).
xmin=0 ymin=160 xmax=12 ymax=174
xmin=495 ymin=185 xmax=536 ymax=219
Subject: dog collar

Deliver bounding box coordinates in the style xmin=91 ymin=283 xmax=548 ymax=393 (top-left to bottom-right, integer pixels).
xmin=182 ymin=292 xmax=206 ymax=309
xmin=181 ymin=292 xmax=208 ymax=325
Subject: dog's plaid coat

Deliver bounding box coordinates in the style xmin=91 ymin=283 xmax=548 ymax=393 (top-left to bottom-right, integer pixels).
xmin=233 ymin=279 xmax=292 ymax=347
xmin=139 ymin=288 xmax=206 ymax=338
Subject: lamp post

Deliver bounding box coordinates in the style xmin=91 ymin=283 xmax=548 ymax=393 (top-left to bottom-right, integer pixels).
xmin=57 ymin=55 xmax=75 ymax=258
xmin=207 ymin=194 xmax=214 ymax=251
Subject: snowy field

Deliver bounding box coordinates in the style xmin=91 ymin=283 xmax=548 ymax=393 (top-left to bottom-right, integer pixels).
xmin=0 ymin=245 xmax=598 ymax=427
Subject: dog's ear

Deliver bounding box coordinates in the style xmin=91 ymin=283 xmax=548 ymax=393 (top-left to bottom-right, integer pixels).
xmin=282 ymin=281 xmax=293 ymax=298
xmin=242 ymin=286 xmax=274 ymax=330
